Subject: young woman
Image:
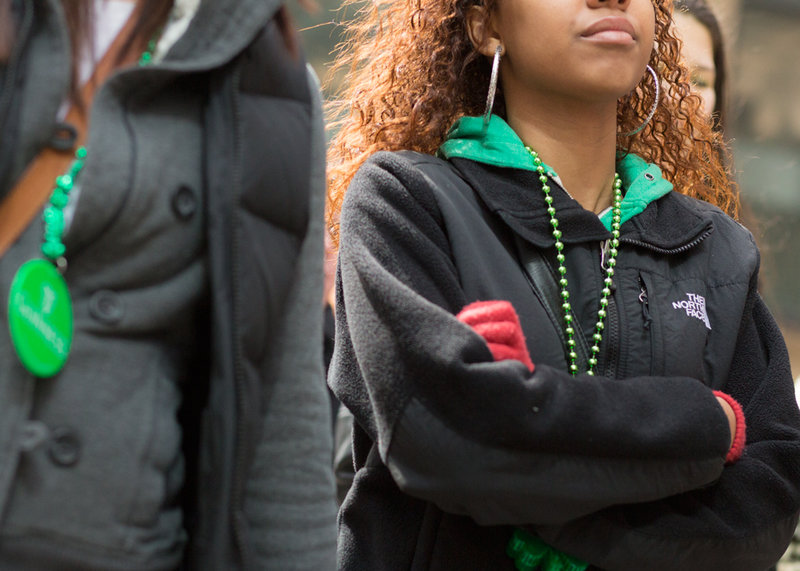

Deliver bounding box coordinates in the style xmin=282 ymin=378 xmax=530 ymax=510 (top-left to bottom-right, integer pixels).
xmin=327 ymin=0 xmax=800 ymax=569
xmin=0 ymin=0 xmax=337 ymax=568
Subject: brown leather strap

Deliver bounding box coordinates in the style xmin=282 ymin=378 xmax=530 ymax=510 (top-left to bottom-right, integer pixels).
xmin=0 ymin=9 xmax=145 ymax=258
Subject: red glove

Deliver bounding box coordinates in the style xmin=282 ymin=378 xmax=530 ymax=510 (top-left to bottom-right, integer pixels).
xmin=457 ymin=300 xmax=534 ymax=373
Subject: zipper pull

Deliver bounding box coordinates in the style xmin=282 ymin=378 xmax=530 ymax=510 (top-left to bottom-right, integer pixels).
xmin=600 ymin=239 xmax=610 ymax=270
xmin=638 ymin=276 xmax=652 ymax=329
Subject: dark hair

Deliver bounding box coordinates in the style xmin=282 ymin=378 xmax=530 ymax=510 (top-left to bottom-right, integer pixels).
xmin=0 ymin=0 xmax=175 ymax=106
xmin=674 ymin=0 xmax=727 ymax=132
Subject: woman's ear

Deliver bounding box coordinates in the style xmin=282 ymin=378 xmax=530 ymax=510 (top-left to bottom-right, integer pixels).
xmin=466 ymin=5 xmax=502 ymax=58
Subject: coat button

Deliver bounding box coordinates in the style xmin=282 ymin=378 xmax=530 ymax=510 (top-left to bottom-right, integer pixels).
xmin=171 ymin=185 xmax=197 ymax=220
xmin=48 ymin=427 xmax=81 ymax=467
xmin=89 ymin=290 xmax=124 ymax=325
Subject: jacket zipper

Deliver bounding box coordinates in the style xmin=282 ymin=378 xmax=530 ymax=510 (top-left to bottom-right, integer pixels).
xmin=620 ymin=228 xmax=713 ymax=255
xmin=638 ymin=272 xmax=658 ymax=375
xmin=638 ymin=275 xmax=652 ymax=329
xmin=599 ymin=241 xmax=620 ymax=377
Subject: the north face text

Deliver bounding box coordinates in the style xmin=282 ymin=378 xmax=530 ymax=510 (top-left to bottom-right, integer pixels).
xmin=672 ymin=293 xmax=711 ymax=330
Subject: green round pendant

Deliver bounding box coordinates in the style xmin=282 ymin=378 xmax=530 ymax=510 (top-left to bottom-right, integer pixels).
xmin=8 ymin=259 xmax=73 ymax=378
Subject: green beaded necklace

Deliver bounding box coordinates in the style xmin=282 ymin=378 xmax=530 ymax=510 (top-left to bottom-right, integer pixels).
xmin=6 ymin=39 xmax=159 ymax=378
xmin=525 ymin=146 xmax=622 ymax=376
xmin=505 ymin=148 xmax=622 ymax=571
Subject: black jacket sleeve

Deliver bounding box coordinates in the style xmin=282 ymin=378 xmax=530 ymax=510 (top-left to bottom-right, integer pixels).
xmin=536 ymin=288 xmax=800 ymax=571
xmin=330 ymin=152 xmax=800 ymax=570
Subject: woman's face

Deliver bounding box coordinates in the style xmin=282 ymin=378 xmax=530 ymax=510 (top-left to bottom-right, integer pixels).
xmin=489 ymin=0 xmax=656 ymax=106
xmin=673 ymin=11 xmax=716 ymax=117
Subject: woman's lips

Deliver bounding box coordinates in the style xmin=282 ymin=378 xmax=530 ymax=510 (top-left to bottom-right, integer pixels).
xmin=581 ymin=17 xmax=636 ymax=45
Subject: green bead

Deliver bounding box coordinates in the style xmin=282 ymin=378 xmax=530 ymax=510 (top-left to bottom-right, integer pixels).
xmin=604 ymin=277 xmax=613 ymax=286
xmin=567 ymin=338 xmax=575 ymax=347
xmin=43 ymin=206 xmax=62 ymax=222
xmin=44 ymin=214 xmax=64 ymax=232
xmin=542 ymin=184 xmax=550 ymax=192
xmin=562 ymin=302 xmax=571 ymax=312
xmin=569 ymin=351 xmax=577 ymax=360
xmin=588 ymin=357 xmax=598 ymax=366
xmin=515 ymin=555 xmax=539 ymax=571
xmin=612 ymin=238 xmax=620 ymax=248
xmin=612 ymin=230 xmax=620 ymax=238
xmin=607 ymin=268 xmax=615 ymax=277
xmin=553 ymin=230 xmax=562 ymax=240
xmin=555 ymin=241 xmax=564 ymax=251
xmin=609 ymin=248 xmax=618 ymax=257
xmin=50 ymin=190 xmax=69 ymax=208
xmin=598 ymin=309 xmax=606 ymax=318
xmin=600 ymin=298 xmax=608 ymax=307
xmin=602 ymin=287 xmax=611 ymax=296
xmin=564 ymin=314 xmax=572 ymax=323
xmin=607 ymin=258 xmax=616 ymax=267
xmin=565 ymin=327 xmax=574 ymax=336
xmin=569 ymin=364 xmax=578 ymax=373
xmin=41 ymin=241 xmax=66 ymax=259
xmin=586 ymin=370 xmax=595 ymax=376
xmin=547 ymin=207 xmax=556 ymax=216
xmin=596 ymin=321 xmax=604 ymax=330
xmin=56 ymin=174 xmax=73 ymax=190
xmin=559 ymin=266 xmax=567 ymax=275
xmin=591 ymin=344 xmax=600 ymax=353
xmin=593 ymin=332 xmax=602 ymax=341
xmin=560 ymin=290 xmax=570 ymax=300
xmin=539 ymin=175 xmax=548 ymax=184
xmin=75 ymin=147 xmax=87 ymax=159
xmin=556 ymin=253 xmax=565 ymax=263
xmin=550 ymin=218 xmax=559 ymax=228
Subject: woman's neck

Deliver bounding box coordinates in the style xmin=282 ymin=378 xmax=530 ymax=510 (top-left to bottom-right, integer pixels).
xmin=506 ymin=96 xmax=619 ymax=214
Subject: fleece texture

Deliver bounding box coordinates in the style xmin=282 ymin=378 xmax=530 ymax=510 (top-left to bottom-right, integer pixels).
xmin=330 ymin=149 xmax=800 ymax=571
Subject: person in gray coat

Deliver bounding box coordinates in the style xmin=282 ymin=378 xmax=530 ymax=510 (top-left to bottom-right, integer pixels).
xmin=0 ymin=0 xmax=337 ymax=569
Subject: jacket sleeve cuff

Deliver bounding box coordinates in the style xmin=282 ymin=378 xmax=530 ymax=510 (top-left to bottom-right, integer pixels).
xmin=713 ymin=390 xmax=746 ymax=464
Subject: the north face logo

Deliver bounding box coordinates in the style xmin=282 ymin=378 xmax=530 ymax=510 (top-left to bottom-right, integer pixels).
xmin=672 ymin=293 xmax=711 ymax=330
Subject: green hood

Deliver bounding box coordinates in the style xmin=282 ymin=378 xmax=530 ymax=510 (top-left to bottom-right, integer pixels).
xmin=438 ymin=115 xmax=672 ymax=230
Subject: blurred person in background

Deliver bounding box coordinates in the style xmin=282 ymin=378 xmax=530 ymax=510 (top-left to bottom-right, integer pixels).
xmin=673 ymin=0 xmax=727 ymax=132
xmin=326 ymin=0 xmax=800 ymax=568
xmin=0 ymin=0 xmax=337 ymax=569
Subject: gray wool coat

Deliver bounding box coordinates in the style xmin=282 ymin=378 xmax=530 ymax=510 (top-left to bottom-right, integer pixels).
xmin=0 ymin=0 xmax=337 ymax=569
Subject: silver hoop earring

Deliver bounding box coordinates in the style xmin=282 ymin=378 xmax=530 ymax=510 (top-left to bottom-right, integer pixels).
xmin=483 ymin=44 xmax=502 ymax=129
xmin=624 ymin=64 xmax=660 ymax=137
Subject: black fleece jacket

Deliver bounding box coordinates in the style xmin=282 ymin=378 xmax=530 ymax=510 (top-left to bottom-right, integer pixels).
xmin=330 ymin=151 xmax=800 ymax=571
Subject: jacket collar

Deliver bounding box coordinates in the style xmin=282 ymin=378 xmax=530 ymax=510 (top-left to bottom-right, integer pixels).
xmin=439 ymin=115 xmax=713 ymax=252
xmin=138 ymin=0 xmax=283 ymax=73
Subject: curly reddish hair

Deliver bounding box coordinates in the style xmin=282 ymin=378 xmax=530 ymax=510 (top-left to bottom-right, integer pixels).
xmin=326 ymin=0 xmax=737 ymax=245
